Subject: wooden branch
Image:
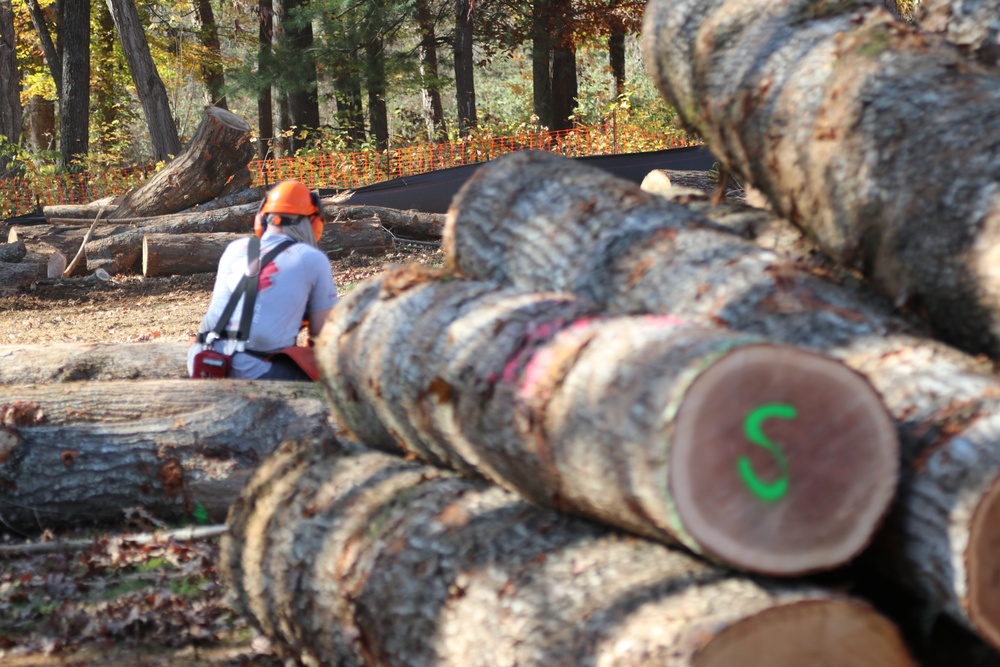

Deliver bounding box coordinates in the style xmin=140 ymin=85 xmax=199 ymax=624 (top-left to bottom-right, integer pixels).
xmin=108 ymin=107 xmax=255 ymax=219
xmin=0 ymin=342 xmax=190 ymax=385
xmin=222 ymin=435 xmax=916 ymax=667
xmin=317 ymin=266 xmax=899 ymax=576
xmin=0 ymin=524 xmax=227 ymax=557
xmin=0 ymin=379 xmax=331 ymax=530
xmin=63 ymin=203 xmax=109 ymax=277
xmin=642 ymin=0 xmax=1000 ymax=357
xmin=443 ymin=150 xmax=1000 ymax=651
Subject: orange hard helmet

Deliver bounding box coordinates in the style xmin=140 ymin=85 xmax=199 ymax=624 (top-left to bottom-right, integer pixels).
xmin=254 ymin=180 xmax=324 ymax=241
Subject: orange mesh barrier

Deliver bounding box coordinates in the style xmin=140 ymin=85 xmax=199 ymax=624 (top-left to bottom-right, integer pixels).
xmin=1 ymin=125 xmax=698 ymax=219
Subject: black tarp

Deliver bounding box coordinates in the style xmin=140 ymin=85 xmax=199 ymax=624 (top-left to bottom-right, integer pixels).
xmin=321 ymin=145 xmax=716 ymax=214
xmin=2 ymin=145 xmax=717 ymax=224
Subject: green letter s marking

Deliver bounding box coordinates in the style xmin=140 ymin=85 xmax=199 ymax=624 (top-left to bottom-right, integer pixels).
xmin=738 ymin=403 xmax=796 ymax=503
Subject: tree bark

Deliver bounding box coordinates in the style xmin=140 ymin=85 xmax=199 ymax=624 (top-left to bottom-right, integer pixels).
xmin=531 ymin=0 xmax=553 ymax=129
xmin=316 ymin=266 xmax=898 ymax=576
xmin=191 ymin=0 xmax=227 ymax=109
xmin=0 ymin=379 xmax=331 ymax=531
xmin=326 ymin=203 xmax=445 ymax=241
xmin=917 ymin=0 xmax=1000 ymax=64
xmin=222 ymin=435 xmax=916 ymax=667
xmin=278 ymin=0 xmax=319 ymax=153
xmin=43 ymin=204 xmax=121 ymax=221
xmin=641 ymin=0 xmax=1000 ymax=359
xmin=86 ymin=202 xmax=260 ymax=274
xmin=0 ymin=240 xmax=25 ymax=263
xmin=256 ymin=0 xmax=274 ymax=158
xmin=0 ymin=342 xmax=189 ymax=384
xmin=415 ymin=0 xmax=447 ymax=142
xmin=105 ymin=0 xmax=181 ymax=162
xmin=141 ymin=222 xmax=393 ymax=276
xmin=59 ymin=0 xmax=90 ymax=172
xmin=0 ymin=262 xmax=37 ymax=290
xmin=443 ymin=149 xmax=1000 ymax=650
xmin=23 ymin=0 xmax=60 ymax=98
xmin=453 ymin=0 xmax=477 ymax=136
xmin=0 ymin=0 xmax=22 ymax=179
xmin=108 ymin=106 xmax=254 ymax=219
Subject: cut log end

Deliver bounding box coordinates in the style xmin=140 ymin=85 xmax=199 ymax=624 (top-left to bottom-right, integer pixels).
xmin=694 ymin=599 xmax=916 ymax=667
xmin=969 ymin=474 xmax=1000 ymax=650
xmin=671 ymin=344 xmax=899 ymax=575
xmin=208 ymin=106 xmax=251 ymax=132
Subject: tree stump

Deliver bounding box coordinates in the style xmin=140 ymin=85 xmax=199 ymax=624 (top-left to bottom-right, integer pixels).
xmin=222 ymin=435 xmax=916 ymax=667
xmin=0 ymin=379 xmax=330 ymax=530
xmin=317 ymin=266 xmax=899 ymax=576
xmin=444 ymin=150 xmax=1000 ymax=651
xmin=108 ymin=106 xmax=255 ymax=219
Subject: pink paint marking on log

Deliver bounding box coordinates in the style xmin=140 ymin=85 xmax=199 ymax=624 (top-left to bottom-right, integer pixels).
xmin=518 ymin=317 xmax=600 ymax=400
xmin=644 ymin=314 xmax=686 ymax=328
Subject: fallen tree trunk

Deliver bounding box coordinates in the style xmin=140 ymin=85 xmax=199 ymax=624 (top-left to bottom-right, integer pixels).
xmin=918 ymin=0 xmax=1000 ymax=64
xmin=0 ymin=262 xmax=38 ymax=290
xmin=184 ymin=185 xmax=268 ymax=212
xmin=317 ymin=265 xmax=898 ymax=576
xmin=325 ymin=203 xmax=446 ymax=241
xmin=0 ymin=379 xmax=330 ymax=531
xmin=86 ymin=203 xmax=259 ymax=274
xmin=0 ymin=240 xmax=25 ymax=263
xmin=444 ymin=150 xmax=1000 ymax=650
xmin=141 ymin=222 xmax=394 ymax=276
xmin=222 ymin=435 xmax=916 ymax=667
xmin=642 ymin=0 xmax=1000 ymax=358
xmin=0 ymin=342 xmax=189 ymax=384
xmin=108 ymin=107 xmax=255 ymax=220
xmin=42 ymin=203 xmax=120 ymax=221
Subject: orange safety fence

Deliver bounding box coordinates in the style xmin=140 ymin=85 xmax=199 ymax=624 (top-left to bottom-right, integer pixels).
xmin=1 ymin=124 xmax=698 ymax=220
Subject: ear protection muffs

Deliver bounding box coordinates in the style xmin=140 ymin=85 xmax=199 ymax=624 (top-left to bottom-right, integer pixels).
xmin=253 ymin=183 xmax=325 ymax=242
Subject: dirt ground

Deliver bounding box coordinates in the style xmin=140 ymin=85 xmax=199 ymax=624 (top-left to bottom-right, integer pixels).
xmin=0 ymin=243 xmax=442 ymax=666
xmin=0 ymin=244 xmax=444 ymax=345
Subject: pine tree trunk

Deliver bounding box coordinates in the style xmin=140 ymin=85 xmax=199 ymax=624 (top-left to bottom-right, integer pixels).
xmin=0 ymin=342 xmax=189 ymax=384
xmin=317 ymin=266 xmax=898 ymax=576
xmin=642 ymin=0 xmax=1000 ymax=359
xmin=58 ymin=0 xmax=90 ymax=172
xmin=453 ymin=0 xmax=477 ymax=136
xmin=191 ymin=0 xmax=227 ymax=109
xmin=221 ymin=435 xmax=916 ymax=667
xmin=105 ymin=0 xmax=181 ymax=162
xmin=108 ymin=106 xmax=254 ymax=219
xmin=443 ymin=149 xmax=1000 ymax=650
xmin=256 ymin=0 xmax=273 ymax=158
xmin=0 ymin=379 xmax=330 ymax=531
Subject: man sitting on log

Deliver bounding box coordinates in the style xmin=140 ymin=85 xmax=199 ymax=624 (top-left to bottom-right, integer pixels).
xmin=188 ymin=179 xmax=338 ymax=381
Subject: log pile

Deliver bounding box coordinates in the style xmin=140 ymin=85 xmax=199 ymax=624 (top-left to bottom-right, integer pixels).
xmin=441 ymin=150 xmax=1000 ymax=653
xmin=315 ymin=264 xmax=899 ymax=576
xmin=221 ymin=434 xmax=917 ymax=667
xmin=0 ymin=106 xmax=446 ymax=284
